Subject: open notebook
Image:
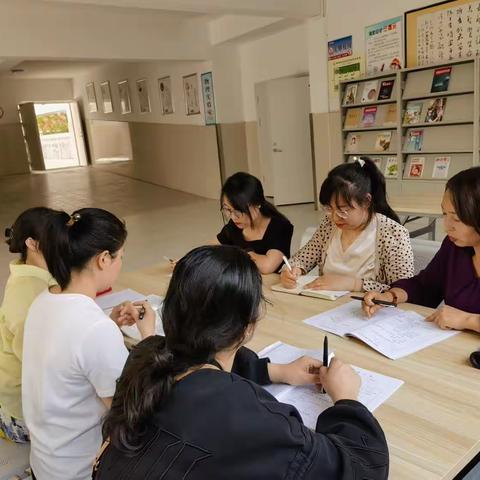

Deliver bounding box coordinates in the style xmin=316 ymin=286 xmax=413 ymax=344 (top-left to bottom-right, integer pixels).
xmin=271 ymin=275 xmax=349 ymax=301
xmin=303 ymin=301 xmax=458 ymax=360
xmin=259 ymin=342 xmax=403 ymax=430
xmin=95 ymin=288 xmax=165 ymax=340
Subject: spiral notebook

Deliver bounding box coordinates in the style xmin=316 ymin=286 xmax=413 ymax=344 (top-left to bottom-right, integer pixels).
xmin=271 ymin=275 xmax=349 ymax=301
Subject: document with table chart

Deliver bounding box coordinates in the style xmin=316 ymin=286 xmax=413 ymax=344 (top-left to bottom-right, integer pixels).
xmin=303 ymin=300 xmax=458 ymax=360
xmin=259 ymin=342 xmax=403 ymax=430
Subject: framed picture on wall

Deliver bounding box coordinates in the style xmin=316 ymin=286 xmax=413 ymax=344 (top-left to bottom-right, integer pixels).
xmin=85 ymin=82 xmax=98 ymax=113
xmin=201 ymin=72 xmax=216 ymax=125
xmin=117 ymin=80 xmax=132 ymax=115
xmin=183 ymin=73 xmax=200 ymax=115
xmin=100 ymin=81 xmax=113 ymax=114
xmin=136 ymin=78 xmax=151 ymax=114
xmin=158 ymin=76 xmax=174 ymax=115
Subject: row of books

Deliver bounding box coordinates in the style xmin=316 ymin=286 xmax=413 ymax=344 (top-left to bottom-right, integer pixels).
xmin=343 ymin=66 xmax=452 ymax=106
xmin=403 ymin=97 xmax=447 ymax=124
xmin=364 ymin=156 xmax=451 ymax=179
xmin=344 ymin=104 xmax=396 ymax=128
xmin=347 ymin=132 xmax=393 ymax=153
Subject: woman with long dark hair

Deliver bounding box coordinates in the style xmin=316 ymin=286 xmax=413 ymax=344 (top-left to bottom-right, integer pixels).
xmin=281 ymin=157 xmax=414 ymax=292
xmin=364 ymin=166 xmax=480 ymax=332
xmin=93 ymin=245 xmax=389 ymax=480
xmin=215 ymin=172 xmax=293 ymax=273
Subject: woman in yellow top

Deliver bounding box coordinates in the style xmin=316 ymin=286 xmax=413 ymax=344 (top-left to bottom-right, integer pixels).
xmin=0 ymin=207 xmax=58 ymax=442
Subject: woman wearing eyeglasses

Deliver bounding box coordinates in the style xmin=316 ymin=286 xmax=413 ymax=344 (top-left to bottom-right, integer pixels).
xmin=280 ymin=157 xmax=414 ymax=292
xmin=216 ymin=172 xmax=293 ymax=274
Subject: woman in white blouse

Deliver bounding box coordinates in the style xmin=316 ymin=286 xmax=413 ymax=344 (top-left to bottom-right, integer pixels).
xmin=280 ymin=157 xmax=414 ymax=292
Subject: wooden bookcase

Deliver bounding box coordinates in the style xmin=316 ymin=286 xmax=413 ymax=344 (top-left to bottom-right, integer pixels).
xmin=339 ymin=58 xmax=479 ymax=196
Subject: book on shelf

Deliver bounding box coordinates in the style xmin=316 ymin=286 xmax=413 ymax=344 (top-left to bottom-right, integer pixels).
xmin=384 ymin=157 xmax=399 ymax=178
xmin=405 ymin=129 xmax=424 ymax=151
xmin=360 ymin=80 xmax=379 ymax=103
xmin=344 ymin=108 xmax=362 ymax=128
xmin=432 ymin=156 xmax=451 ymax=179
xmin=403 ymin=100 xmax=424 ymax=124
xmin=408 ymin=156 xmax=425 ymax=178
xmin=383 ymin=103 xmax=397 ymax=126
xmin=424 ymin=97 xmax=446 ymax=123
xmin=347 ymin=134 xmax=361 ymax=152
xmin=374 ymin=131 xmax=392 ymax=152
xmin=361 ymin=106 xmax=377 ymax=127
xmin=343 ymin=83 xmax=358 ymax=105
xmin=378 ymin=79 xmax=395 ymax=100
xmin=431 ymin=66 xmax=452 ymax=93
xmin=371 ymin=157 xmax=383 ymax=170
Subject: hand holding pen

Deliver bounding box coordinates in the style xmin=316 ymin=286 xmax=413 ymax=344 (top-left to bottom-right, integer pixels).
xmin=280 ymin=256 xmax=302 ymax=289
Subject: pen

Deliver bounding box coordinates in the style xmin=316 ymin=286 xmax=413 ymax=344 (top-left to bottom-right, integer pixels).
xmin=138 ymin=305 xmax=146 ymax=320
xmin=350 ymin=295 xmax=397 ymax=307
xmin=282 ymin=255 xmax=293 ymax=273
xmin=163 ymin=256 xmax=174 ymax=263
xmin=321 ymin=336 xmax=328 ymax=393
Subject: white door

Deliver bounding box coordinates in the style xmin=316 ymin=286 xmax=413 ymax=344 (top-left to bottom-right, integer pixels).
xmin=256 ymin=76 xmax=315 ymax=205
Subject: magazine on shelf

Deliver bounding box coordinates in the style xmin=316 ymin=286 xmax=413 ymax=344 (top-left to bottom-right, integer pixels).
xmin=403 ymin=101 xmax=424 ymax=125
xmin=383 ymin=103 xmax=397 ymax=126
xmin=431 ymin=67 xmax=452 ymax=93
xmin=405 ymin=129 xmax=424 ymax=151
xmin=374 ymin=131 xmax=392 ymax=152
xmin=424 ymin=97 xmax=446 ymax=123
xmin=432 ymin=156 xmax=451 ymax=179
xmin=360 ymin=80 xmax=379 ymax=103
xmin=343 ymin=83 xmax=358 ymax=105
xmin=361 ymin=106 xmax=377 ymax=127
xmin=378 ymin=79 xmax=395 ymax=100
xmin=347 ymin=134 xmax=361 ymax=152
xmin=408 ymin=157 xmax=425 ymax=178
xmin=344 ymin=108 xmax=362 ymax=128
xmin=384 ymin=157 xmax=398 ymax=178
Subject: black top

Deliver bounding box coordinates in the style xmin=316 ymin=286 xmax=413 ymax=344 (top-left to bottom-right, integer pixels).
xmin=94 ymin=348 xmax=389 ymax=480
xmin=217 ymin=216 xmax=294 ymax=260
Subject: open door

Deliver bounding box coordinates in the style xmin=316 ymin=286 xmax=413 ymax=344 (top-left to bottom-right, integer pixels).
xmin=18 ymin=103 xmax=44 ymax=171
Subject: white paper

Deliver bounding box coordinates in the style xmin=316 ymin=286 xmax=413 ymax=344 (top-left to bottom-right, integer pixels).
xmin=272 ymin=275 xmax=349 ymax=301
xmin=95 ymin=289 xmax=146 ymax=310
xmin=259 ymin=342 xmax=403 ymax=430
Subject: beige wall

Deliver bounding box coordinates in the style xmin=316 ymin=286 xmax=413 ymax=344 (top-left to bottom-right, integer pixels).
xmin=0 ymin=124 xmax=30 ymax=176
xmin=129 ymin=122 xmax=222 ymax=199
xmin=87 ymin=120 xmax=132 ymax=162
xmin=216 ymin=122 xmax=249 ymax=180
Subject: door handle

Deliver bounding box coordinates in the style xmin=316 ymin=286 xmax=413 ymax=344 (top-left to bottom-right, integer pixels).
xmin=272 ymin=148 xmax=283 ymax=153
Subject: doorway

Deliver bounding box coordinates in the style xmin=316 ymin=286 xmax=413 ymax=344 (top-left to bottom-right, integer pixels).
xmin=255 ymin=75 xmax=315 ymax=206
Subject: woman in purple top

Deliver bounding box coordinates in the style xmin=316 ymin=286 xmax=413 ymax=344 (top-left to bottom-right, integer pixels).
xmin=363 ymin=167 xmax=480 ymax=333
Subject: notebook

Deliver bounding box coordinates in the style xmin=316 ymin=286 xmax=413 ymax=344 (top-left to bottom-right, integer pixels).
xmin=271 ymin=275 xmax=349 ymax=301
xmin=303 ymin=301 xmax=458 ymax=360
xmin=95 ymin=288 xmax=165 ymax=339
xmin=259 ymin=342 xmax=404 ymax=430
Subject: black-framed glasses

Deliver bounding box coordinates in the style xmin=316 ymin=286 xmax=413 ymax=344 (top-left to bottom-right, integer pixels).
xmin=220 ymin=206 xmax=243 ymax=220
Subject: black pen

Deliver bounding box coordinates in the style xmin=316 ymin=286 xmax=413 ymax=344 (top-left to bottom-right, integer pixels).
xmin=350 ymin=295 xmax=397 ymax=307
xmin=321 ymin=336 xmax=328 ymax=394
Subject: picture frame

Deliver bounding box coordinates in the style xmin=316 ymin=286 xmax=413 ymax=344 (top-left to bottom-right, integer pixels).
xmin=201 ymin=72 xmax=216 ymax=125
xmin=158 ymin=76 xmax=174 ymax=115
xmin=100 ymin=81 xmax=113 ymax=114
xmin=136 ymin=78 xmax=151 ymax=114
xmin=183 ymin=73 xmax=200 ymax=116
xmin=117 ymin=80 xmax=132 ymax=115
xmin=85 ymin=82 xmax=98 ymax=113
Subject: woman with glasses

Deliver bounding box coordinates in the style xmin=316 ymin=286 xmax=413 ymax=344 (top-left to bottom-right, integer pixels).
xmin=216 ymin=172 xmax=293 ymax=274
xmin=280 ymin=157 xmax=414 ymax=292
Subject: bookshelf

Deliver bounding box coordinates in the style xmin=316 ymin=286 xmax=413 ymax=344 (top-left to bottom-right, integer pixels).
xmin=339 ymin=57 xmax=479 ymax=196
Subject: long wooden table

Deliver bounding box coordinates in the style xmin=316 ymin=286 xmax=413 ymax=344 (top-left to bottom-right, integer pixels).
xmin=117 ymin=264 xmax=480 ymax=480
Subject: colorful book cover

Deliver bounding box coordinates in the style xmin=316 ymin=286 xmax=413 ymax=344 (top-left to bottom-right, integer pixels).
xmin=424 ymin=97 xmax=446 ymax=123
xmin=431 ymin=66 xmax=452 ymax=93
xmin=347 ymin=134 xmax=361 ymax=152
xmin=361 ymin=106 xmax=377 ymax=127
xmin=343 ymin=83 xmax=358 ymax=105
xmin=360 ymin=80 xmax=379 ymax=103
xmin=344 ymin=108 xmax=361 ymax=128
xmin=378 ymin=79 xmax=395 ymax=100
xmin=432 ymin=156 xmax=451 ymax=179
xmin=408 ymin=157 xmax=425 ymax=178
xmin=374 ymin=131 xmax=392 ymax=152
xmin=403 ymin=101 xmax=423 ymax=125
xmin=383 ymin=103 xmax=397 ymax=126
xmin=405 ymin=129 xmax=424 ymax=151
xmin=384 ymin=157 xmax=398 ymax=178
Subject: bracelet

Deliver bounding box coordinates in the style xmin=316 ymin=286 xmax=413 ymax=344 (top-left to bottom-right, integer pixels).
xmin=386 ymin=289 xmax=398 ymax=306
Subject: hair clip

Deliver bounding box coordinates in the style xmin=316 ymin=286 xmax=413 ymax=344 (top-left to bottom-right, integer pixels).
xmin=66 ymin=213 xmax=81 ymax=227
xmin=355 ymin=158 xmax=365 ymax=167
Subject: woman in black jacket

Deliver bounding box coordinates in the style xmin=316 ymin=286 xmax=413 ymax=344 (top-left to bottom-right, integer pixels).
xmin=93 ymin=245 xmax=389 ymax=480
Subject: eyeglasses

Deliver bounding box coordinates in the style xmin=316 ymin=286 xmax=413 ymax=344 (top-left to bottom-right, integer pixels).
xmin=322 ymin=206 xmax=351 ymax=220
xmin=221 ymin=206 xmax=244 ymax=220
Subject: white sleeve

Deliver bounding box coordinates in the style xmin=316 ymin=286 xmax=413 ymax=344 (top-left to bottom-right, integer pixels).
xmin=78 ymin=319 xmax=129 ymax=398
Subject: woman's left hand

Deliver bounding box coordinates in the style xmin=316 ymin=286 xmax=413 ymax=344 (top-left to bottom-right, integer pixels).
xmin=304 ymin=273 xmax=358 ymax=292
xmin=268 ymin=356 xmax=323 ymax=386
xmin=426 ymin=305 xmax=480 ymax=331
xmin=110 ymin=302 xmax=140 ymax=327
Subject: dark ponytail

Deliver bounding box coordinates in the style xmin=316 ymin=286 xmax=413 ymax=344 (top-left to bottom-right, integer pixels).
xmin=5 ymin=207 xmax=61 ymax=262
xmin=41 ymin=208 xmax=127 ymax=289
xmin=221 ymin=171 xmax=289 ymax=223
xmin=103 ymin=245 xmax=264 ymax=453
xmin=319 ymin=157 xmax=400 ymax=223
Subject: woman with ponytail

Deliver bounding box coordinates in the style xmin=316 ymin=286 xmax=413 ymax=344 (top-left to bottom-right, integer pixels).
xmin=21 ymin=208 xmax=156 ymax=480
xmin=94 ymin=245 xmax=389 ymax=480
xmin=215 ymin=172 xmax=293 ymax=273
xmin=281 ymin=157 xmax=413 ymax=292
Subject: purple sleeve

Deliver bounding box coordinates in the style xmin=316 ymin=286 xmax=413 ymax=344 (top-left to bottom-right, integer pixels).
xmin=391 ymin=238 xmax=449 ymax=308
